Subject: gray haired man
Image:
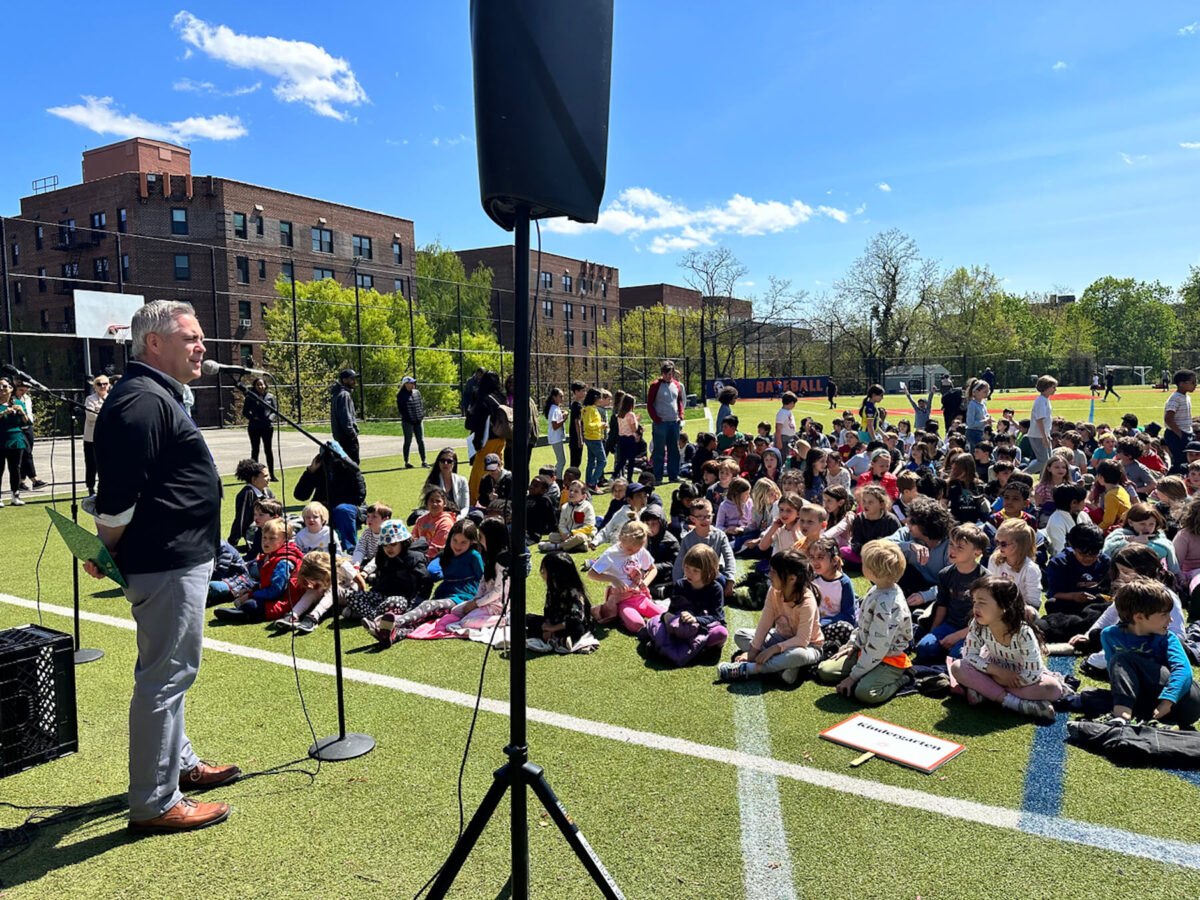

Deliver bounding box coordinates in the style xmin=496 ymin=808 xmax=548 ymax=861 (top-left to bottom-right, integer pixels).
xmin=86 ymin=299 xmax=239 ymax=833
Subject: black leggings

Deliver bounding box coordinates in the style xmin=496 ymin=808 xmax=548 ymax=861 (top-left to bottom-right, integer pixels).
xmin=0 ymin=447 xmax=24 ymax=494
xmin=84 ymin=441 xmax=97 ymax=494
xmin=248 ymin=425 xmax=275 ymax=476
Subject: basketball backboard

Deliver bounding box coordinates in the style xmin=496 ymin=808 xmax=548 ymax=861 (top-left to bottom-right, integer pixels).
xmin=73 ymin=290 xmax=145 ymax=339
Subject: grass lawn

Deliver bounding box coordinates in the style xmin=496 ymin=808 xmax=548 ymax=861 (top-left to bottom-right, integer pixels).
xmin=337 ymin=407 xmax=709 ymax=440
xmin=2 ymin=424 xmax=1199 ymax=898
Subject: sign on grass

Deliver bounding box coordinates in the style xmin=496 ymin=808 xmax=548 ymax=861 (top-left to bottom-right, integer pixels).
xmin=820 ymin=714 xmax=965 ymax=774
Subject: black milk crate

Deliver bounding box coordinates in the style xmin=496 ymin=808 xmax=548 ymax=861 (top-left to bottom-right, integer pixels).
xmin=0 ymin=624 xmax=78 ymax=778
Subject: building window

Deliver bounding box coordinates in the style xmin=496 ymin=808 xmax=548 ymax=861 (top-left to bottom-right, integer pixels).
xmin=62 ymin=262 xmax=79 ymax=278
xmin=313 ymin=267 xmax=334 ymax=281
xmin=280 ymin=221 xmax=293 ymax=247
xmin=37 ymin=267 xmax=46 ymax=292
xmin=40 ymin=310 xmax=48 ymax=329
xmin=255 ymin=216 xmax=264 ymax=237
xmin=261 ymin=303 xmax=269 ymax=323
xmin=601 ymin=281 xmax=607 ymax=298
xmin=394 ymin=279 xmax=403 ymax=294
xmin=312 ymin=227 xmax=333 ymax=253
xmin=233 ymin=212 xmax=247 ymax=239
xmin=117 ymin=209 xmax=127 ymax=234
xmin=352 ymin=235 xmax=373 ymax=259
xmin=59 ymin=219 xmax=76 ymax=245
xmin=93 ymin=257 xmax=109 ymax=281
xmin=581 ymin=305 xmax=587 ymax=322
xmin=236 ymin=256 xmax=250 ymax=284
xmin=9 ymin=244 xmax=16 ymax=267
xmin=540 ymin=271 xmax=552 ymax=290
xmin=582 ymin=331 xmax=588 ymax=348
xmin=281 ymin=262 xmax=293 ymax=282
xmin=238 ymin=300 xmax=252 ymax=322
xmin=601 ymin=307 xmax=607 ymax=324
xmin=258 ymin=259 xmax=266 ymax=280
xmin=174 ymin=254 xmax=190 ymax=280
xmin=90 ymin=211 xmax=106 ymax=229
xmin=12 ymin=282 xmax=20 ymax=305
xmin=562 ymin=274 xmax=573 ymax=292
xmin=393 ymin=242 xmax=402 ymax=265
xmin=542 ymin=299 xmax=553 ymax=319
xmin=565 ymin=329 xmax=575 ymax=348
xmin=171 ymin=208 xmax=188 ymax=235
xmin=355 ymin=272 xmax=374 ymax=289
xmin=564 ymin=302 xmax=573 ymax=320
xmin=240 ymin=344 xmax=254 ymax=368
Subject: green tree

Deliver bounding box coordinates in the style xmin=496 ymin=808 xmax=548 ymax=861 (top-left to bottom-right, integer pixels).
xmin=415 ymin=241 xmax=494 ymax=343
xmin=1077 ymin=276 xmax=1178 ymax=368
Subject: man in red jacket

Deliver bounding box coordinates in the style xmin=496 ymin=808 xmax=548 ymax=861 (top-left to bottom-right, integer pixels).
xmin=646 ymin=361 xmax=685 ymax=482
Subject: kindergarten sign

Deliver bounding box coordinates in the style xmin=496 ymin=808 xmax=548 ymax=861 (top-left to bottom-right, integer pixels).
xmin=820 ymin=714 xmax=965 ymax=774
xmin=706 ymin=376 xmax=829 ymax=399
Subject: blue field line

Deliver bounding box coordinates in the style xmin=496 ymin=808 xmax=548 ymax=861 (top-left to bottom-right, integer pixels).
xmin=1019 ymin=656 xmax=1077 ymax=818
xmin=1168 ymin=769 xmax=1200 ymax=787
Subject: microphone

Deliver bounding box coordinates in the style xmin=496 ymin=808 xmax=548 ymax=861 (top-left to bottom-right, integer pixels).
xmin=0 ymin=363 xmax=48 ymax=392
xmin=201 ymin=359 xmax=269 ymax=378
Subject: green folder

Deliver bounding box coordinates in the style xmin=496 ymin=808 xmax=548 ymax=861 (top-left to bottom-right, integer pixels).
xmin=47 ymin=508 xmax=127 ymax=589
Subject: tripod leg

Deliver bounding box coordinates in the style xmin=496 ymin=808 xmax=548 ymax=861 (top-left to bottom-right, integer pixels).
xmin=525 ymin=765 xmax=626 ymax=900
xmin=426 ymin=766 xmax=512 ymax=900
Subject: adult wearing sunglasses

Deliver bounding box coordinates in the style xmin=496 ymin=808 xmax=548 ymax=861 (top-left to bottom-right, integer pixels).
xmin=83 ymin=373 xmax=112 ymax=495
xmin=424 ymin=447 xmax=469 ymax=514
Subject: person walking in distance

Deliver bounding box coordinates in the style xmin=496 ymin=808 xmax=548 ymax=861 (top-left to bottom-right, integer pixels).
xmin=85 ymin=300 xmax=239 ymax=834
xmin=242 ymin=376 xmax=277 ymax=481
xmin=331 ymin=368 xmax=360 ymax=463
xmin=826 ymin=377 xmax=838 ymax=410
xmin=647 ymin=361 xmax=684 ymax=483
xmin=396 ymin=376 xmax=427 ymax=468
xmin=1103 ymin=369 xmax=1122 ymax=403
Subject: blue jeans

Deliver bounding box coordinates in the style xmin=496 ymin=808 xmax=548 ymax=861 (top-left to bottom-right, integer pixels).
xmin=585 ymin=438 xmax=606 ymax=486
xmin=332 ymin=503 xmax=360 ymax=551
xmin=966 ymin=428 xmax=984 ymax=452
xmin=915 ymin=621 xmax=966 ymax=663
xmin=652 ymin=420 xmax=681 ymax=480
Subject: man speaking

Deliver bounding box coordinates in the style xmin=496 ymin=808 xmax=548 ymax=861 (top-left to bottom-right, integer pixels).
xmin=86 ymin=299 xmax=239 ymax=833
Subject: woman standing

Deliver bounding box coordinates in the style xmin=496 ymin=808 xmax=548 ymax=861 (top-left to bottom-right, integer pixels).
xmin=0 ymin=377 xmax=30 ymax=507
xmin=83 ymin=374 xmax=111 ymax=495
xmin=425 ymin=447 xmax=470 ymax=514
xmin=242 ymin=377 xmax=277 ymax=481
xmin=396 ymin=376 xmax=427 ymax=469
xmin=466 ymin=371 xmax=509 ymax=505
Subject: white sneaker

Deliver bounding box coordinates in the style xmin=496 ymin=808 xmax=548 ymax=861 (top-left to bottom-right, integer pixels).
xmin=0 ymin=496 xmax=5 ymax=508
xmin=10 ymin=494 xmax=25 ymax=507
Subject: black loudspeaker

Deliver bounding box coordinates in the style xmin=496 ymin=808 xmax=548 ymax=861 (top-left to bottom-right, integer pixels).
xmin=471 ymin=0 xmax=613 ymax=231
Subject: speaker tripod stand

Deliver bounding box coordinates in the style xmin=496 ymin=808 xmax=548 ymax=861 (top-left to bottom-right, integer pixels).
xmin=424 ymin=207 xmax=622 ymax=900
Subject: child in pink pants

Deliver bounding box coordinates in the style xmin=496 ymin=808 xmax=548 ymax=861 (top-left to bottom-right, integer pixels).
xmin=588 ymin=520 xmax=664 ymax=633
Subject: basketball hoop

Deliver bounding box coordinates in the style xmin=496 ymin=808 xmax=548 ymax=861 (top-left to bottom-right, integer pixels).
xmin=105 ymin=324 xmax=130 ymax=343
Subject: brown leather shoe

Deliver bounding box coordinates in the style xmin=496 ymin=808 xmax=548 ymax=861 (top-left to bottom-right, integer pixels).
xmin=128 ymin=798 xmax=230 ymax=834
xmin=180 ymin=760 xmax=242 ymax=790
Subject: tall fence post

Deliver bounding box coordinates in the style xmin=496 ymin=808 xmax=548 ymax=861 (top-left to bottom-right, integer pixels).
xmin=641 ymin=309 xmax=648 ymax=399
xmin=0 ymin=217 xmax=13 ymax=364
xmin=290 ymin=269 xmax=301 ymax=422
xmin=354 ymin=275 xmax=366 ymax=419
xmin=456 ymin=283 xmax=465 ymax=401
xmin=407 ymin=291 xmax=418 ymax=378
xmin=209 ymin=246 xmax=224 ymax=426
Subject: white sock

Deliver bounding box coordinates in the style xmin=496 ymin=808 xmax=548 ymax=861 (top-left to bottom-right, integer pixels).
xmin=1001 ymin=693 xmax=1020 ymax=711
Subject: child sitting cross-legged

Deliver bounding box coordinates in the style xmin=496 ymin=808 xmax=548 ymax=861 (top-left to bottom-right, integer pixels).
xmin=845 ymin=483 xmax=900 ymax=564
xmin=413 ymin=485 xmax=458 ymax=560
xmin=294 ymin=501 xmax=331 ymax=554
xmin=214 ymin=518 xmax=305 ymax=623
xmin=985 ymin=519 xmax=1042 ymax=613
xmin=674 ymin=498 xmax=738 ymax=597
xmin=1098 ymin=578 xmax=1200 ymax=727
xmin=527 ymin=551 xmax=594 ymax=652
xmin=276 ymin=550 xmax=365 ymax=634
xmin=805 ymin=535 xmax=858 ymax=654
xmin=795 ymin=501 xmax=827 ymax=552
xmin=719 ymin=548 xmax=823 ymax=684
xmin=412 ymin=518 xmax=511 ymax=643
xmin=344 ymin=520 xmax=433 ymax=624
xmin=816 ymin=539 xmax=913 ymax=704
xmin=757 ymin=491 xmax=803 ymax=556
xmin=539 ymin=480 xmax=596 ymax=552
xmin=589 ymin=521 xmax=665 ymax=633
xmin=914 ymin=524 xmax=988 ymax=663
xmin=352 ymin=502 xmax=391 ymax=569
xmin=640 ymin=543 xmax=728 ymax=666
xmin=947 ymin=576 xmax=1067 ymax=724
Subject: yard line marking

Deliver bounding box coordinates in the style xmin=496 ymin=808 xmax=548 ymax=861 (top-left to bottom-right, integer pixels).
xmin=6 ymin=593 xmax=1200 ymax=872
xmin=1020 ymin=656 xmax=1075 ymax=817
xmin=727 ymin=611 xmax=797 ymax=899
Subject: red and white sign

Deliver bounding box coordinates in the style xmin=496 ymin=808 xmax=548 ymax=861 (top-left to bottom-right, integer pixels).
xmin=820 ymin=714 xmax=965 ymax=774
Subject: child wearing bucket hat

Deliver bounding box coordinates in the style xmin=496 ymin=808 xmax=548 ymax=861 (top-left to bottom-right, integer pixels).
xmin=342 ymin=519 xmax=433 ymax=623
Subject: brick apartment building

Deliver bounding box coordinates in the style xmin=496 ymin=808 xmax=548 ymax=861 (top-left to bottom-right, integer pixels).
xmin=454 ymin=245 xmax=619 ymax=357
xmin=4 ymin=137 xmax=416 ymax=424
xmin=620 ymin=282 xmax=753 ymax=321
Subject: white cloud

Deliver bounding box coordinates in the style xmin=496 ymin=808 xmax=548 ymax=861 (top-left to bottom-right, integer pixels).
xmin=47 ymin=95 xmax=247 ymax=142
xmin=544 ymin=187 xmax=847 ymax=254
xmin=1179 ymin=22 xmax=1198 ymax=36
xmin=1052 ymin=60 xmax=1068 ymax=71
xmin=1181 ymin=141 xmax=1200 ymax=149
xmin=432 ymin=103 xmax=445 ymax=112
xmin=172 ymin=11 xmax=367 ymax=120
xmin=853 ymin=203 xmax=867 ymax=215
xmin=173 ymin=77 xmax=261 ymax=97
xmin=876 ymin=182 xmax=892 ymax=192
xmin=1119 ymin=151 xmax=1148 ymax=165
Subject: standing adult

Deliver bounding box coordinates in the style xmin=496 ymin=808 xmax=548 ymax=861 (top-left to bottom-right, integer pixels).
xmin=1103 ymin=369 xmax=1121 ymax=403
xmin=466 ymin=370 xmax=509 ymax=504
xmin=11 ymin=381 xmax=45 ymax=491
xmin=646 ymin=361 xmax=684 ymax=482
xmin=85 ymin=300 xmax=237 ymax=833
xmin=330 ymin=368 xmax=360 ymax=463
xmin=939 ymin=375 xmax=963 ymax=434
xmin=0 ymin=377 xmax=29 ymax=506
xmin=83 ymin=373 xmax=111 ymax=495
xmin=1164 ymin=370 xmax=1196 ymax=475
xmin=242 ymin=377 xmax=277 ymax=481
xmin=396 ymin=376 xmax=427 ymax=469
xmin=980 ymin=365 xmax=996 ymax=398
xmin=826 ymin=377 xmax=838 ymax=410
xmin=462 ymin=367 xmax=486 ymax=459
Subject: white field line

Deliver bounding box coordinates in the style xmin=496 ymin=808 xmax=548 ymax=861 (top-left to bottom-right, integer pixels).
xmin=6 ymin=593 xmax=1200 ymax=872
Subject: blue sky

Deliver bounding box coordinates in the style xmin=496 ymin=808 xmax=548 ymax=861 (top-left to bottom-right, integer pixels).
xmin=6 ymin=2 xmax=1200 ymax=307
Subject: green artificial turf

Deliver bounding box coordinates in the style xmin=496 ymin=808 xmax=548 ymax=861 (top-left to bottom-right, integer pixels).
xmin=1 ymin=417 xmax=1199 ymax=898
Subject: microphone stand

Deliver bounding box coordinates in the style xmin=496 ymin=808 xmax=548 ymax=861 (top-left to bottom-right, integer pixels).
xmin=27 ymin=381 xmax=103 ymax=665
xmin=223 ymin=375 xmax=374 ymax=761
